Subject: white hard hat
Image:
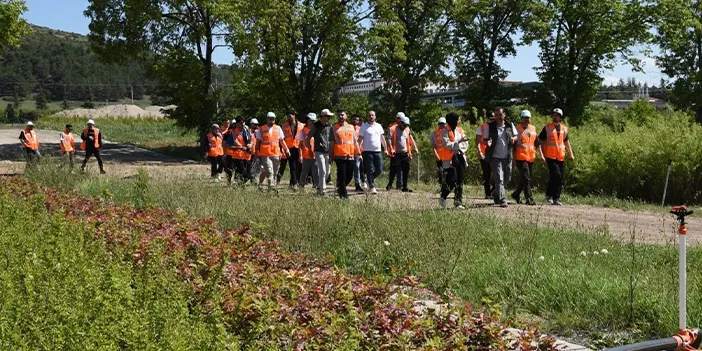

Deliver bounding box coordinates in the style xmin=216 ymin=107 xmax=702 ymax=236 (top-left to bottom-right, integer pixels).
xmin=320 ymin=109 xmax=334 ymax=117
xmin=437 ymin=117 xmax=447 ymax=124
xmin=26 ymin=121 xmax=34 ymax=126
xmin=520 ymin=110 xmax=532 ymax=118
xmin=250 ymin=118 xmax=259 ymax=125
xmin=400 ymin=116 xmax=410 ymax=125
xmin=396 ymin=112 xmax=406 ymax=119
xmin=552 ymin=108 xmax=563 ymax=116
xmin=266 ymin=112 xmax=276 ymax=119
xmin=307 ymin=112 xmax=318 ymax=121
xmin=87 ymin=119 xmax=95 ymax=125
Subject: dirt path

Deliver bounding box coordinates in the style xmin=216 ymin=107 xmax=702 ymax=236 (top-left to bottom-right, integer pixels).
xmin=1 ymin=128 xmax=698 ymax=245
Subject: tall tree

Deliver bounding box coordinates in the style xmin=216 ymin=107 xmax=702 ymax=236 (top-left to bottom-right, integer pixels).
xmin=536 ymin=0 xmax=657 ymax=123
xmin=85 ymin=0 xmax=233 ymax=145
xmin=656 ymin=0 xmax=702 ymax=122
xmin=0 ymin=0 xmax=29 ymax=49
xmin=452 ymin=0 xmax=546 ymax=113
xmin=230 ymin=0 xmax=366 ymax=117
xmin=365 ymin=0 xmax=453 ymax=116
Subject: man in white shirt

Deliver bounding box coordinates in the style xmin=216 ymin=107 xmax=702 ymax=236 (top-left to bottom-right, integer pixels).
xmin=483 ymin=107 xmax=518 ymax=207
xmin=255 ymin=112 xmax=290 ymax=192
xmin=358 ymin=110 xmax=387 ymax=194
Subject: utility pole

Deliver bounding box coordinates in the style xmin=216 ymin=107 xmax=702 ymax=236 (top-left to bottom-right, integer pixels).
xmin=131 ymin=86 xmax=134 ymax=104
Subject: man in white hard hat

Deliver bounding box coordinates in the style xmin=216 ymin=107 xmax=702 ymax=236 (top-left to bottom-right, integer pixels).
xmin=80 ymin=119 xmax=106 ymax=174
xmin=255 ymin=112 xmax=290 ymax=192
xmin=385 ymin=112 xmax=406 ymax=190
xmin=19 ymin=121 xmax=40 ymax=166
xmin=511 ymin=110 xmax=537 ymax=205
xmin=297 ymin=112 xmax=318 ymax=189
xmin=430 ymin=117 xmax=447 ymax=184
xmin=306 ymin=108 xmax=334 ymax=196
xmin=386 ymin=115 xmax=417 ymax=192
xmin=538 ymin=108 xmax=575 ymax=206
xmin=248 ymin=118 xmax=260 ymax=179
xmin=438 ymin=112 xmax=469 ymax=209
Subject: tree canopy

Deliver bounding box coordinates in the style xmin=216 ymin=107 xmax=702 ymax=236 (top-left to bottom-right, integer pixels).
xmin=0 ymin=0 xmax=29 ymax=49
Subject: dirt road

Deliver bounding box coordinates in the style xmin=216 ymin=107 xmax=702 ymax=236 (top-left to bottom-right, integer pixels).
xmin=1 ymin=128 xmax=698 ymax=245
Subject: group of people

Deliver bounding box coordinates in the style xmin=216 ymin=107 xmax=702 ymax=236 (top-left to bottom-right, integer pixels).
xmin=19 ymin=119 xmax=107 ymax=174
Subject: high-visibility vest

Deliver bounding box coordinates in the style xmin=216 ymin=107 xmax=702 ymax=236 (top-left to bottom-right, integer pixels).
xmin=207 ymin=132 xmax=223 ymax=157
xmin=251 ymin=133 xmax=258 ymax=156
xmin=282 ymin=120 xmax=303 ymax=149
xmin=333 ymin=123 xmax=356 ymax=158
xmin=229 ymin=127 xmax=251 ymax=160
xmin=23 ymin=129 xmax=39 ymax=150
xmin=223 ymin=130 xmax=235 ymax=157
xmin=388 ymin=125 xmax=413 ymax=158
xmin=436 ymin=126 xmax=465 ymax=161
xmin=258 ymin=124 xmax=282 ymax=157
xmin=299 ymin=126 xmax=315 ymax=160
xmin=477 ymin=123 xmax=488 ymax=155
xmin=60 ymin=132 xmax=75 ymax=152
xmin=515 ymin=124 xmax=537 ymax=162
xmin=81 ymin=128 xmax=100 ymax=150
xmin=542 ymin=123 xmax=568 ymax=161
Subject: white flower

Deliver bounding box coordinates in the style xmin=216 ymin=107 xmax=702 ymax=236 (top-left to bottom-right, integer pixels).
xmin=55 ymin=263 xmax=61 ymax=270
xmin=538 ymin=256 xmax=545 ymax=261
xmin=593 ymin=251 xmax=599 ymax=255
xmin=579 ymin=251 xmax=587 ymax=256
xmin=383 ymin=241 xmax=390 ymax=246
xmin=600 ymin=249 xmax=609 ymax=254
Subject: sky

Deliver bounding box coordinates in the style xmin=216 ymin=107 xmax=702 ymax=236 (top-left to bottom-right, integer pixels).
xmin=24 ymin=0 xmax=665 ymax=86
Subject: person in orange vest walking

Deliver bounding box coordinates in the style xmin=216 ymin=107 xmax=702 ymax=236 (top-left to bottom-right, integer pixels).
xmin=387 ymin=115 xmax=418 ymax=193
xmin=205 ymin=123 xmax=225 ymax=181
xmin=475 ymin=112 xmax=495 ymax=199
xmin=538 ymin=108 xmax=575 ymax=206
xmin=60 ymin=124 xmax=76 ymax=170
xmin=351 ymin=114 xmax=367 ymax=192
xmin=305 ymin=109 xmax=334 ymax=196
xmin=430 ymin=117 xmax=447 ymax=184
xmin=297 ymin=112 xmax=318 ymax=189
xmin=19 ymin=121 xmax=40 ymax=166
xmin=330 ymin=110 xmax=362 ymax=199
xmin=80 ymin=119 xmax=106 ymax=174
xmin=256 ymin=112 xmax=290 ymax=192
xmin=248 ymin=118 xmax=260 ymax=179
xmin=277 ymin=110 xmax=304 ymax=187
xmin=385 ymin=112 xmax=404 ymax=190
xmin=437 ymin=112 xmax=469 ymax=209
xmin=225 ymin=117 xmax=254 ymax=184
xmin=511 ymin=110 xmax=537 ymax=205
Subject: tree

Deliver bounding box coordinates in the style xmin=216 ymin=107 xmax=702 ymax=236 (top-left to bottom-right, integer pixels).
xmin=452 ymin=0 xmax=546 ymax=114
xmin=656 ymin=0 xmax=702 ymax=122
xmin=536 ymin=0 xmax=657 ymax=123
xmin=365 ymin=0 xmax=453 ymax=115
xmin=230 ymin=0 xmax=366 ymax=117
xmin=336 ymin=92 xmax=371 ymax=118
xmin=85 ymin=0 xmax=233 ymax=147
xmin=5 ymin=103 xmax=16 ymax=123
xmin=0 ymin=0 xmax=29 ymax=49
xmin=35 ymin=88 xmax=47 ymax=110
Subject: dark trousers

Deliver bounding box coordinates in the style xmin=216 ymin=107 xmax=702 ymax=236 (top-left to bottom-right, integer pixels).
xmin=513 ymin=160 xmax=534 ymax=201
xmin=82 ymin=148 xmax=104 ymax=171
xmin=480 ymin=159 xmax=493 ymax=197
xmin=388 ymin=152 xmax=411 ymax=190
xmin=24 ymin=148 xmax=39 ymax=167
xmin=436 ymin=160 xmax=443 ymax=184
xmin=208 ymin=155 xmax=225 ymax=177
xmin=362 ymin=151 xmax=383 ymax=189
xmin=234 ymin=159 xmax=251 ymax=181
xmin=440 ymin=156 xmax=465 ymax=204
xmin=335 ymin=159 xmax=355 ymax=199
xmin=278 ymin=148 xmax=301 ymax=186
xmin=546 ymin=158 xmax=565 ymax=199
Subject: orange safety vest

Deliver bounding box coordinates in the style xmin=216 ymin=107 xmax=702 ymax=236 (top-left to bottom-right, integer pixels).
xmin=436 ymin=126 xmax=465 ymax=161
xmin=388 ymin=125 xmax=413 ymax=158
xmin=23 ymin=129 xmax=39 ymax=150
xmin=477 ymin=123 xmax=488 ymax=155
xmin=258 ymin=124 xmax=282 ymax=157
xmin=223 ymin=129 xmax=235 ymax=157
xmin=298 ymin=126 xmax=315 ymax=160
xmin=515 ymin=124 xmax=537 ymax=162
xmin=542 ymin=122 xmax=567 ymax=161
xmin=60 ymin=132 xmax=75 ymax=152
xmin=251 ymin=133 xmax=258 ymax=156
xmin=282 ymin=120 xmax=303 ymax=149
xmin=80 ymin=128 xmax=100 ymax=150
xmin=207 ymin=132 xmax=224 ymax=157
xmin=333 ymin=123 xmax=356 ymax=158
xmin=230 ymin=127 xmax=252 ymax=160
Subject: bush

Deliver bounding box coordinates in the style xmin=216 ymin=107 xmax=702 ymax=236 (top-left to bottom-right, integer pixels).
xmin=81 ymin=101 xmax=95 ymax=109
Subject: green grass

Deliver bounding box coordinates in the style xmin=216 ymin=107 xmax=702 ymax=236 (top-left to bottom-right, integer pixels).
xmin=25 ymin=166 xmax=702 ymax=344
xmin=0 ymin=190 xmax=237 ymax=349
xmin=0 ymin=99 xmax=62 ymax=112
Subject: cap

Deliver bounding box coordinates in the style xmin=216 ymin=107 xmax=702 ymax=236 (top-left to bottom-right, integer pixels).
xmin=307 ymin=112 xmax=318 ymax=121
xmin=400 ymin=116 xmax=410 ymax=125
xmin=520 ymin=110 xmax=532 ymax=118
xmin=488 ymin=112 xmax=496 ymax=120
xmin=266 ymin=112 xmax=276 ymax=119
xmin=87 ymin=119 xmax=95 ymax=125
xmin=26 ymin=121 xmax=34 ymax=126
xmin=234 ymin=116 xmax=245 ymax=124
xmin=437 ymin=117 xmax=447 ymax=124
xmin=320 ymin=109 xmax=334 ymax=117
xmin=212 ymin=123 xmax=219 ymax=129
xmin=396 ymin=112 xmax=406 ymax=119
xmin=553 ymin=108 xmax=563 ymax=116
xmin=250 ymin=118 xmax=259 ymax=125
xmin=285 ymin=109 xmax=296 ymax=115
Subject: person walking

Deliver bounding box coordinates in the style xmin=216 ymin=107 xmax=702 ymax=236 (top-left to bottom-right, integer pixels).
xmin=511 ymin=110 xmax=537 ymax=205
xmin=60 ymin=124 xmax=76 ymax=170
xmin=331 ymin=111 xmax=361 ymax=199
xmin=305 ymin=109 xmax=334 ymax=196
xmin=226 ymin=117 xmax=254 ymax=184
xmin=19 ymin=121 xmax=40 ymax=166
xmin=351 ymin=114 xmax=367 ymax=192
xmin=358 ymin=110 xmax=387 ymax=195
xmin=538 ymin=108 xmax=575 ymax=206
xmin=256 ymin=112 xmax=290 ymax=192
xmin=475 ymin=113 xmax=495 ymax=199
xmin=278 ymin=110 xmax=303 ymax=187
xmin=482 ymin=108 xmax=517 ymax=207
xmin=437 ymin=112 xmax=469 ymax=209
xmin=248 ymin=118 xmax=260 ymax=179
xmin=205 ymin=124 xmax=225 ymax=181
xmin=80 ymin=119 xmax=106 ymax=174
xmin=298 ymin=113 xmax=318 ymax=190
xmin=430 ymin=117 xmax=447 ymax=184
xmin=387 ymin=115 xmax=417 ymax=193
xmin=385 ymin=112 xmax=404 ymax=190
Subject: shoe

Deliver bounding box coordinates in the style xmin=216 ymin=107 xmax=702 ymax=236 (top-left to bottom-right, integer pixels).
xmin=455 ymin=204 xmax=465 ymax=210
xmin=552 ymin=199 xmax=563 ymax=206
xmin=401 ymin=188 xmax=413 ymax=193
xmin=499 ymin=201 xmax=508 ymax=208
xmin=371 ymin=187 xmax=378 ymax=195
xmin=546 ymin=196 xmax=554 ymax=205
xmin=100 ymin=169 xmax=106 ymax=175
xmin=511 ymin=193 xmax=521 ymax=204
xmin=356 ymin=186 xmax=363 ymax=192
xmin=526 ymin=199 xmax=536 ymax=206
xmin=362 ymin=182 xmax=368 ymax=190
xmin=257 ymin=186 xmax=264 ymax=192
xmin=386 ymin=185 xmax=391 ymax=191
xmin=439 ymin=198 xmax=446 ymax=208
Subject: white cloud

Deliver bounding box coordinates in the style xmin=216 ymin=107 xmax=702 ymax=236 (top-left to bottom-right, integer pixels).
xmin=602 ymin=77 xmax=619 ymax=86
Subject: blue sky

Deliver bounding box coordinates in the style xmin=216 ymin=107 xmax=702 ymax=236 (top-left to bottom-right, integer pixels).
xmin=24 ymin=0 xmax=664 ymax=86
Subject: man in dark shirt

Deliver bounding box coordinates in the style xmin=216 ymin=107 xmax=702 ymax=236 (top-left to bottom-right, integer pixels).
xmin=80 ymin=119 xmax=106 ymax=174
xmin=306 ymin=108 xmax=334 ymax=195
xmin=537 ymin=108 xmax=574 ymax=205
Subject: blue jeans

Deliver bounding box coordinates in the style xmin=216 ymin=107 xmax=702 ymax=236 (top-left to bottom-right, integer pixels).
xmin=362 ymin=151 xmax=383 ymax=188
xmin=354 ymin=156 xmax=362 ymax=187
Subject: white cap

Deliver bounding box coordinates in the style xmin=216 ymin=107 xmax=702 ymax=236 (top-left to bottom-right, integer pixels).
xmin=266 ymin=112 xmax=276 ymax=119
xmin=553 ymin=108 xmax=563 ymax=116
xmin=307 ymin=112 xmax=318 ymax=121
xmin=26 ymin=121 xmax=34 ymax=126
xmin=520 ymin=110 xmax=532 ymax=118
xmin=250 ymin=118 xmax=259 ymax=125
xmin=437 ymin=117 xmax=447 ymax=124
xmin=400 ymin=116 xmax=410 ymax=125
xmin=396 ymin=112 xmax=406 ymax=119
xmin=231 ymin=119 xmax=237 ymax=124
xmin=320 ymin=109 xmax=334 ymax=117
xmin=87 ymin=119 xmax=95 ymax=125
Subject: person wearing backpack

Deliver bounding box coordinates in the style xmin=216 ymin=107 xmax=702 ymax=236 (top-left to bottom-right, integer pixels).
xmin=482 ymin=107 xmax=517 ymax=207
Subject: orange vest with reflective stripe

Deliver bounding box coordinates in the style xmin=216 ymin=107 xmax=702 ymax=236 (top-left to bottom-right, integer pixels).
xmin=388 ymin=125 xmax=413 ymax=158
xmin=207 ymin=132 xmax=223 ymax=157
xmin=543 ymin=123 xmax=567 ymax=161
xmin=60 ymin=132 xmax=75 ymax=152
xmin=282 ymin=120 xmax=303 ymax=149
xmin=24 ymin=129 xmax=39 ymax=150
xmin=223 ymin=130 xmax=235 ymax=157
xmin=333 ymin=123 xmax=356 ymax=158
xmin=258 ymin=124 xmax=282 ymax=157
xmin=515 ymin=124 xmax=537 ymax=162
xmin=230 ymin=127 xmax=252 ymax=160
xmin=478 ymin=123 xmax=488 ymax=155
xmin=80 ymin=128 xmax=100 ymax=150
xmin=436 ymin=127 xmax=454 ymax=161
xmin=299 ymin=126 xmax=315 ymax=160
